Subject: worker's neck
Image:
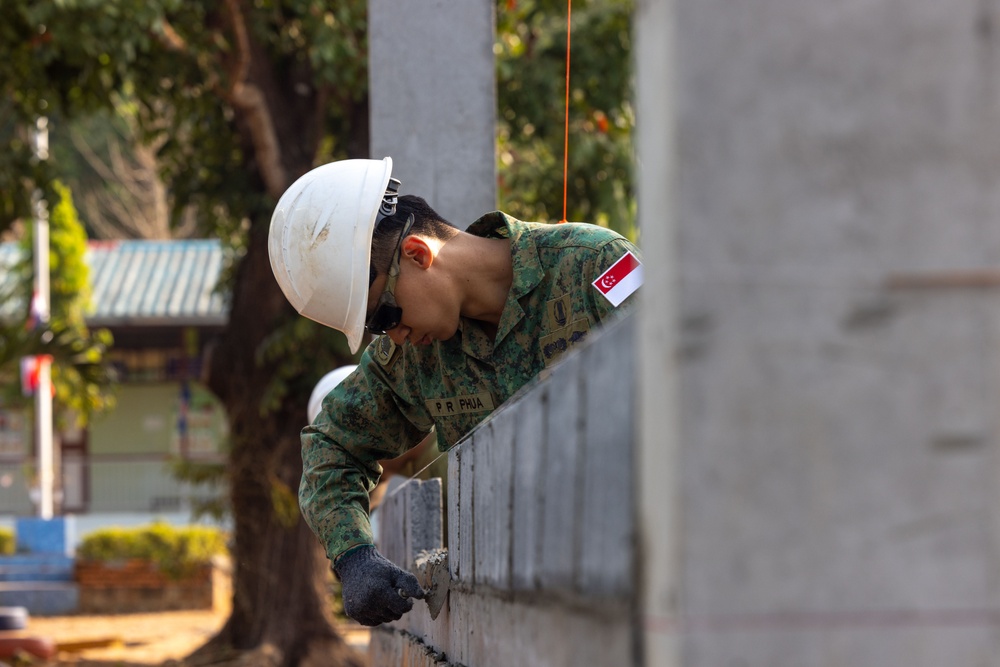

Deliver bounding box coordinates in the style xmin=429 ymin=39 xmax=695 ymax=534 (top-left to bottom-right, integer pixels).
xmin=445 ymin=233 xmax=513 ymax=326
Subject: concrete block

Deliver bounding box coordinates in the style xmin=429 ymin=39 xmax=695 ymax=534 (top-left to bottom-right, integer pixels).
xmin=378 ymin=477 xmax=442 ymax=572
xmin=539 ymin=355 xmax=582 ymax=592
xmin=379 ymin=478 xmax=408 ymax=569
xmin=377 ymin=615 xmax=454 ymax=666
xmin=511 ymin=383 xmax=546 ymax=591
xmin=369 ymin=627 xmax=403 ymax=666
xmin=473 ymin=416 xmax=513 ymax=589
xmin=443 ymin=589 xmax=632 ymax=667
xmin=578 ymin=322 xmax=636 ymax=598
xmin=448 ymin=586 xmax=472 ymax=665
xmin=447 ymin=446 xmax=462 ymax=581
xmin=458 ymin=438 xmax=476 ymax=583
xmin=408 ymin=478 xmax=443 ymax=558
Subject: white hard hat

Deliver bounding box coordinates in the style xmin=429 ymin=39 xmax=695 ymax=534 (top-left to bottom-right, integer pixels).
xmin=308 ymin=365 xmax=359 ymax=423
xmin=269 ymin=157 xmax=395 ymax=354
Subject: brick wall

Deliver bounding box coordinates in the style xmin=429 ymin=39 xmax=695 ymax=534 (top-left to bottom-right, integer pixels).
xmin=75 ymin=557 xmax=230 ymax=614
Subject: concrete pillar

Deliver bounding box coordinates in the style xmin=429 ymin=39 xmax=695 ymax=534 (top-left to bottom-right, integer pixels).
xmin=675 ymin=0 xmax=1000 ymax=664
xmin=635 ymin=0 xmax=682 ymax=665
xmin=368 ymin=0 xmax=497 ymax=230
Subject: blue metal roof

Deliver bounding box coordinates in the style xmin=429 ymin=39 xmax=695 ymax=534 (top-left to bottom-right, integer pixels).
xmin=0 ymin=239 xmax=229 ymax=327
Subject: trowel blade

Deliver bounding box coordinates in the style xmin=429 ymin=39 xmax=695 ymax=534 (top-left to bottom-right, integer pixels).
xmin=415 ymin=549 xmax=449 ymax=620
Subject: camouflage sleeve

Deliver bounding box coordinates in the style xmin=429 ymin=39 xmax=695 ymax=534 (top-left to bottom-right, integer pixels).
xmin=298 ymin=346 xmax=431 ymax=563
xmin=583 ymin=235 xmax=644 ymax=323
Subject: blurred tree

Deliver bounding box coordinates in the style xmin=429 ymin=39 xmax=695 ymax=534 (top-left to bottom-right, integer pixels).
xmin=64 ymin=106 xmax=200 ymax=239
xmin=496 ymin=0 xmax=636 ymax=241
xmin=0 ymin=182 xmax=114 ymax=425
xmin=0 ymin=1 xmax=368 ymax=665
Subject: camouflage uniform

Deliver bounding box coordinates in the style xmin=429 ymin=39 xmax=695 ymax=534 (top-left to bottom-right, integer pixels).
xmin=300 ymin=212 xmax=642 ymax=562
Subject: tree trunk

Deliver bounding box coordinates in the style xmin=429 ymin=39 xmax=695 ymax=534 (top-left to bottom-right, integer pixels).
xmin=198 ymin=9 xmax=369 ymax=663
xmin=202 ymin=220 xmax=364 ymax=667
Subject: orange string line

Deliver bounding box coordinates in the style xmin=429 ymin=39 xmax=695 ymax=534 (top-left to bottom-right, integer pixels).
xmin=560 ymin=0 xmax=572 ymax=223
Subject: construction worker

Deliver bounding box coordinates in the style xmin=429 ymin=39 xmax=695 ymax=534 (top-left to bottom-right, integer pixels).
xmin=269 ymin=157 xmax=643 ymax=626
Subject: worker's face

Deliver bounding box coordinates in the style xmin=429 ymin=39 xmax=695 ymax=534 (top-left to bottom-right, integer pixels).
xmin=364 ymin=215 xmax=413 ymax=335
xmin=366 ymin=236 xmax=461 ymax=347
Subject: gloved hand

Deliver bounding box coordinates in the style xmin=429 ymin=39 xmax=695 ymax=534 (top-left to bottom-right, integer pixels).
xmin=334 ymin=545 xmax=426 ymax=626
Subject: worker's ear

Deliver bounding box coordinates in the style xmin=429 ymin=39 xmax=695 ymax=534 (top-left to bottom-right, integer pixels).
xmin=401 ymin=236 xmax=434 ymax=270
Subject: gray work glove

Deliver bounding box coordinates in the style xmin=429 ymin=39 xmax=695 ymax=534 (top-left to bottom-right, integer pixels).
xmin=334 ymin=545 xmax=426 ymax=626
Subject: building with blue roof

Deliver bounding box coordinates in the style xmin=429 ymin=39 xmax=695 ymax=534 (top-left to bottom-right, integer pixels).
xmin=0 ymin=239 xmax=230 ymax=519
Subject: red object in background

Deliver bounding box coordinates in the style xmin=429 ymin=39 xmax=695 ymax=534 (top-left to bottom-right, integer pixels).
xmin=0 ymin=634 xmax=57 ymax=660
xmin=595 ymin=111 xmax=609 ymax=133
xmin=20 ymin=355 xmax=54 ymax=397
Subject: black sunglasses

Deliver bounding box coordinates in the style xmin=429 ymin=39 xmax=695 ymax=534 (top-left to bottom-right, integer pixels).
xmin=365 ymin=213 xmax=414 ymax=335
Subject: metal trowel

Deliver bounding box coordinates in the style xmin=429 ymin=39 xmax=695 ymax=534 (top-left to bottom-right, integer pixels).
xmin=414 ymin=549 xmax=450 ymax=619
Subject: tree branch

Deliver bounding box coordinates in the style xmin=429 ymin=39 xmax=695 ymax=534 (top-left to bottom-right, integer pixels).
xmin=157 ymin=17 xmax=188 ymax=51
xmin=223 ymin=0 xmax=288 ymax=198
xmin=154 ymin=3 xmax=290 ymax=198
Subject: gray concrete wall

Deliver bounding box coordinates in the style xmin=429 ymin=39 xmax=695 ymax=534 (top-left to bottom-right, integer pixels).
xmin=368 ymin=0 xmax=497 ymax=229
xmin=370 ymin=316 xmax=638 ymax=667
xmin=367 ymin=0 xmax=1000 ymax=664
xmin=673 ymin=0 xmax=1000 ymax=664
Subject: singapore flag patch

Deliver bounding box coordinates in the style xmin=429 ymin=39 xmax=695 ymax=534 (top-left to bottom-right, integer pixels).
xmin=592 ymin=250 xmax=643 ymax=307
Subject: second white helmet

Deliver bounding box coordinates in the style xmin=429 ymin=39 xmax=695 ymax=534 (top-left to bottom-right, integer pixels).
xmin=308 ymin=364 xmax=358 ymax=423
xmin=268 ymin=157 xmax=397 ymax=354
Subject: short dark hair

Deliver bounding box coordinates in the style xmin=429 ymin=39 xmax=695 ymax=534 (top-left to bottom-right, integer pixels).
xmin=370 ymin=195 xmax=459 ymax=278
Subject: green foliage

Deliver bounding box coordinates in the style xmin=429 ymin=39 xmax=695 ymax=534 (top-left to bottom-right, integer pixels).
xmin=0 ymin=0 xmax=167 ymax=232
xmin=0 ymin=0 xmax=366 ymax=434
xmin=1 ymin=181 xmax=115 ymax=423
xmin=77 ymin=522 xmax=228 ymax=579
xmin=0 ymin=527 xmax=13 ymax=555
xmin=269 ymin=474 xmax=301 ymax=528
xmin=0 ymin=0 xmax=368 ymax=239
xmin=496 ymin=0 xmax=636 ymax=241
xmin=21 ymin=182 xmax=91 ymax=327
xmin=0 ymin=323 xmax=115 ymax=421
xmin=256 ymin=316 xmax=354 ymax=418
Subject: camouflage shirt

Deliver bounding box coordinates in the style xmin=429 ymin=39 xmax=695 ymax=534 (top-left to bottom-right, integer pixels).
xmin=300 ymin=212 xmax=642 ymax=562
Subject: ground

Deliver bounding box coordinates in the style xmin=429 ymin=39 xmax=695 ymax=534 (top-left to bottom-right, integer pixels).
xmin=11 ymin=608 xmax=371 ymax=666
